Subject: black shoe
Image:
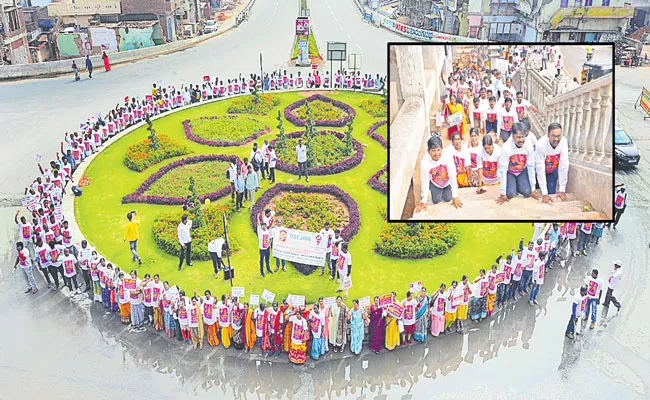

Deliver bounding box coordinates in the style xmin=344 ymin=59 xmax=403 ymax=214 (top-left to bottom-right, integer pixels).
xmin=188 ymin=263 xmax=193 ymax=266
xmin=138 ymin=258 xmax=142 ymax=265
xmin=267 ymin=269 xmax=273 ymax=274
xmin=178 ymin=266 xmax=182 ymax=271
xmin=261 ymin=273 xmax=265 ymax=277
xmin=25 ymin=288 xmax=32 ymax=294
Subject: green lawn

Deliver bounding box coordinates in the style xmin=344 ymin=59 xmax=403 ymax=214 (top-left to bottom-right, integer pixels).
xmin=291 ymin=30 xmax=322 ymax=61
xmin=76 ymin=91 xmax=532 ymax=305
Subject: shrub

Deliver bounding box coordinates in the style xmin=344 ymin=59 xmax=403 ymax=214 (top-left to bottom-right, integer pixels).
xmin=122 ymin=154 xmax=240 ymax=205
xmin=284 ymin=94 xmax=356 ymax=127
xmin=294 ymin=100 xmax=348 ymax=123
xmin=270 ymin=130 xmax=364 ymax=176
xmin=227 ymin=94 xmax=281 ymax=115
xmin=153 ymin=203 xmax=239 ymax=261
xmin=368 ymin=166 xmax=387 ymax=194
xmin=358 ymin=98 xmax=387 ymax=118
xmin=123 ymin=133 xmax=189 ymax=172
xmin=144 ymin=160 xmax=231 ymax=198
xmin=375 ymin=223 xmax=459 ymax=259
xmin=367 ymin=120 xmax=387 ymax=149
xmin=270 ymin=192 xmax=350 ymax=233
xmin=183 ymin=116 xmax=271 ymax=147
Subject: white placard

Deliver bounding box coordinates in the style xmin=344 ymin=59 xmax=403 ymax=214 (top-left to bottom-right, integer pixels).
xmin=323 ymin=296 xmax=336 ymax=307
xmin=292 ymin=295 xmax=305 ymax=308
xmin=358 ymin=296 xmax=370 ymax=308
xmin=447 ymin=112 xmax=464 ymax=127
xmin=410 ymin=281 xmax=422 ymax=292
xmin=261 ymin=289 xmax=275 ymax=303
xmin=249 ymin=294 xmax=260 ymax=306
xmin=271 ymin=226 xmax=328 ymax=266
xmin=343 ymin=276 xmax=352 ymax=289
xmin=231 ymin=286 xmax=245 ymax=298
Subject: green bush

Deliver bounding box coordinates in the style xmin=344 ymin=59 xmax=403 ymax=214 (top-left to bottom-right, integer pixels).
xmin=152 ymin=203 xmax=239 ymax=261
xmin=227 ymin=94 xmax=280 ymax=115
xmin=275 ymin=133 xmax=348 ymax=167
xmin=359 ymin=98 xmax=387 ymax=118
xmin=294 ymin=100 xmax=348 ymax=122
xmin=375 ymin=223 xmax=459 ymax=259
xmin=123 ymin=134 xmax=189 ymax=172
xmin=144 ymin=160 xmax=231 ymax=198
xmin=190 ymin=115 xmax=268 ymax=142
xmin=271 ymin=192 xmax=349 ymax=232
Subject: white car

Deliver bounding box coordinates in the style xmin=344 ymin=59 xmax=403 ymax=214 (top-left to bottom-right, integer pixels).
xmin=204 ymin=20 xmax=218 ymax=34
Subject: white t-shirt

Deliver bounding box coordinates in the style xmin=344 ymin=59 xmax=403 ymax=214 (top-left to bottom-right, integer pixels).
xmin=585 ymin=276 xmax=604 ymax=299
xmin=498 ymin=107 xmax=519 ymax=134
xmin=535 ymin=135 xmax=569 ymax=195
xmin=487 ymin=270 xmax=498 ymax=294
xmin=401 ymin=298 xmax=417 ymax=325
xmin=499 ymin=137 xmax=536 ymax=196
xmin=217 ymin=301 xmax=231 ymax=328
xmin=532 ymin=258 xmax=545 ymax=285
xmin=254 ymin=309 xmax=266 ymax=337
xmin=309 ymin=310 xmax=325 ymax=338
xmin=151 ymin=282 xmax=164 ymax=308
xmin=431 ymin=291 xmax=446 ymax=317
xmin=296 ymin=145 xmax=307 ymax=163
xmin=289 ymin=315 xmax=308 ymax=344
xmin=469 ymin=103 xmax=486 ymax=127
xmin=60 ymin=254 xmax=77 ymax=277
xmin=608 ymin=269 xmax=623 ymax=290
xmin=331 ymin=237 xmax=343 ymax=260
xmin=17 ymin=248 xmax=32 ymax=269
xmin=257 ymin=226 xmax=271 ymax=250
xmin=76 ymin=245 xmax=94 ymax=270
xmin=207 ymin=238 xmax=225 ymax=255
xmin=336 ymin=250 xmax=352 ymax=276
xmin=202 ymin=297 xmax=217 ymax=325
xmin=177 ymin=220 xmax=192 ymax=245
xmin=419 ymin=152 xmax=458 ymax=203
xmin=513 ymin=99 xmax=531 ymax=120
xmin=35 ymin=244 xmax=50 ymax=268
xmin=47 ymin=245 xmax=65 ymax=267
xmin=188 ymin=304 xmax=202 ymax=328
xmin=444 ymin=289 xmax=458 ymax=313
xmin=485 ymin=105 xmax=499 ymax=127
xmin=614 ymin=188 xmax=627 ymax=209
xmin=128 ymin=278 xmax=143 ymax=305
xmin=319 ymin=228 xmax=335 ymax=253
xmin=478 ymin=144 xmax=501 ymax=185
xmin=444 ymin=144 xmax=471 ymax=178
xmin=18 ymin=222 xmax=32 ymax=241
xmin=143 ymin=281 xmax=154 ymax=307
xmin=467 ymin=143 xmax=481 ymax=171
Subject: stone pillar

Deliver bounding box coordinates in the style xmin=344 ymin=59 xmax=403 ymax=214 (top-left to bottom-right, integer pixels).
xmin=571 ymin=95 xmax=583 ymax=157
xmin=577 ymin=92 xmax=592 ymax=160
xmin=395 ymin=46 xmax=430 ymax=135
xmin=584 ymin=88 xmax=601 ymax=162
xmin=567 ymin=97 xmax=577 ymax=153
xmin=597 ymin=84 xmax=613 ymax=166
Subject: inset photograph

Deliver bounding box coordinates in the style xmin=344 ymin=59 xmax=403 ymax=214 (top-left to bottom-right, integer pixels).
xmin=388 ymin=43 xmax=614 ymax=222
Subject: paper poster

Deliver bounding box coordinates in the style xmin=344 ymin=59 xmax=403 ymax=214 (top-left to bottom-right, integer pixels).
xmin=447 ymin=112 xmax=464 ymax=126
xmin=323 ymin=296 xmax=336 ymax=307
xmin=262 ymin=289 xmax=275 ymax=303
xmin=292 ymin=295 xmax=306 ymax=308
xmin=386 ymin=302 xmax=404 ymax=319
xmin=409 ymin=281 xmax=422 ymax=292
xmin=378 ymin=293 xmax=393 ymax=308
xmin=231 ymin=287 xmax=245 ymax=298
xmin=271 ymin=226 xmax=328 ymax=266
xmin=358 ymin=296 xmax=371 ymax=308
xmin=123 ymin=278 xmax=136 ymax=291
xmin=249 ymin=294 xmax=260 ymax=306
xmin=343 ymin=276 xmax=352 ymax=289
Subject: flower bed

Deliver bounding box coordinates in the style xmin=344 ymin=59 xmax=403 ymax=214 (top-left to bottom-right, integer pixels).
xmin=367 ymin=120 xmax=387 ymax=149
xmin=227 ymin=94 xmax=280 ymax=115
xmin=358 ymin=98 xmax=387 ymax=118
xmin=271 ymin=130 xmax=364 ymax=176
xmin=284 ymin=94 xmax=356 ymax=127
xmin=182 ymin=115 xmax=271 ymax=147
xmin=250 ymin=184 xmax=361 ymax=275
xmin=153 ymin=203 xmax=239 ymax=261
xmin=123 ymin=133 xmax=190 ymax=172
xmin=122 ymin=154 xmax=239 ymax=205
xmin=375 ymin=223 xmax=459 ymax=259
xmin=368 ymin=166 xmax=387 ymax=194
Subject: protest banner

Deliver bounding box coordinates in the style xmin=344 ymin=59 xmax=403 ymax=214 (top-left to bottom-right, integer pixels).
xmin=409 ymin=281 xmax=422 ymax=292
xmin=272 ymin=227 xmax=328 ymax=266
xmin=378 ymin=293 xmax=393 ymax=308
xmin=359 ymin=296 xmax=371 ymax=308
xmin=249 ymin=294 xmax=260 ymax=306
xmin=123 ymin=278 xmax=136 ymax=291
xmin=232 ymin=287 xmax=245 ymax=298
xmin=262 ymin=289 xmax=275 ymax=303
xmin=323 ymin=297 xmax=336 ymax=307
xmin=386 ymin=302 xmax=404 ymax=319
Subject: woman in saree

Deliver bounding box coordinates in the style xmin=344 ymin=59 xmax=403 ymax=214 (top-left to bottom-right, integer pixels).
xmin=243 ymin=303 xmax=257 ymax=353
xmin=201 ymin=290 xmax=220 ymax=347
xmin=368 ymin=296 xmax=385 ymax=354
xmin=318 ymin=297 xmax=331 ymax=353
xmin=444 ymin=94 xmax=468 ymax=140
xmin=430 ymin=283 xmax=446 ymax=337
xmin=348 ymin=299 xmax=367 ymax=355
xmin=413 ymin=287 xmax=430 ymax=342
xmin=188 ymin=296 xmax=205 ymax=350
xmin=445 ymin=131 xmax=472 ymax=188
xmin=162 ymin=282 xmax=176 ymax=339
xmin=444 ymin=281 xmax=458 ymax=332
xmin=282 ymin=299 xmax=293 ymax=353
xmin=384 ymin=292 xmax=400 ymax=350
xmin=329 ymin=296 xmax=348 ymax=353
xmin=288 ymin=310 xmax=309 ymax=364
xmin=231 ymin=298 xmax=244 ymax=350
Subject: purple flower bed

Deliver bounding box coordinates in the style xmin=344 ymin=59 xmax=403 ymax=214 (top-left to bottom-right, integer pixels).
xmin=182 ymin=117 xmax=271 ymax=147
xmin=284 ymin=93 xmax=357 ymax=127
xmin=368 ymin=166 xmax=387 ymax=194
xmin=367 ymin=120 xmax=387 ymax=149
xmin=270 ymin=130 xmax=364 ymax=176
xmin=122 ymin=154 xmax=241 ymax=205
xmin=250 ymin=183 xmax=361 ymax=276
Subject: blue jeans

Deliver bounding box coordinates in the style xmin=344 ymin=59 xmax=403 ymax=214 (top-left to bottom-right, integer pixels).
xmin=486 ymin=120 xmax=497 ymax=134
xmin=259 ymin=248 xmax=270 ymax=274
xmin=298 ymin=162 xmax=309 ymax=178
xmin=584 ymin=298 xmax=598 ymax=323
xmin=530 ymin=283 xmax=540 ymax=301
xmin=546 ymin=168 xmax=559 ymax=195
xmin=129 ymin=240 xmax=139 ymax=260
xmin=577 ymin=231 xmax=591 ymax=252
xmin=506 ymin=171 xmax=532 ymax=199
xmin=521 ymin=270 xmax=532 ymax=291
xmin=275 ymin=257 xmax=286 ymax=269
xmin=497 ymin=283 xmax=507 ymax=304
xmin=508 ymin=280 xmax=518 ymax=299
xmin=566 ymin=315 xmax=576 ymax=336
xmin=545 ymin=248 xmax=556 ymax=269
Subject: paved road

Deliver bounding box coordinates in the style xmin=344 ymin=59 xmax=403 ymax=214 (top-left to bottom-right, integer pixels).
xmin=558 ymin=44 xmax=612 ymax=79
xmin=0 ymin=0 xmax=404 ymax=197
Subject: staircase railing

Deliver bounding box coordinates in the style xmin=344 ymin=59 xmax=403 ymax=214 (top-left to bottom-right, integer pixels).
xmin=511 ymin=64 xmax=553 ymax=137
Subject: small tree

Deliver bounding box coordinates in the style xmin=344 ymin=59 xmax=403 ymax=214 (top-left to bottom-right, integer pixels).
xmin=305 ymin=101 xmax=315 ymax=139
xmin=187 ymin=176 xmax=204 ymax=228
xmin=342 ymin=117 xmax=354 ymax=156
xmin=145 ymin=113 xmax=159 ymax=151
xmin=251 ymin=83 xmax=260 ymax=104
xmin=276 ymin=110 xmax=287 ymax=150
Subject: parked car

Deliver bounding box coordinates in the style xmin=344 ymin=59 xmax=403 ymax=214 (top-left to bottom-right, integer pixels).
xmin=615 ymin=126 xmax=640 ymax=167
xmin=204 ymin=20 xmax=218 ymax=34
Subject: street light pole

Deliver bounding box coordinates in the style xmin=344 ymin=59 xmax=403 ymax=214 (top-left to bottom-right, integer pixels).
xmin=260 ymin=52 xmax=264 ymax=93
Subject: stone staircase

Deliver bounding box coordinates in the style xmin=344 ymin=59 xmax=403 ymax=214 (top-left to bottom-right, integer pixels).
xmin=412 ymin=184 xmax=607 ymax=220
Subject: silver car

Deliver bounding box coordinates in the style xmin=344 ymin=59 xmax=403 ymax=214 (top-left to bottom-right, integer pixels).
xmin=615 ymin=126 xmax=640 ymax=167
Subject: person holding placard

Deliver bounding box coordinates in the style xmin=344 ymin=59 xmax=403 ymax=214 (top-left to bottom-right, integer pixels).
xmin=60 ymin=247 xmax=79 ymax=294
xmin=268 ymin=301 xmax=284 ymax=356
xmin=348 ymin=299 xmax=367 ymax=355
xmin=288 ymin=311 xmax=309 ymax=364
xmin=116 ymin=272 xmax=131 ymax=324
xmin=429 ymin=284 xmax=446 ymax=337
xmin=444 ymin=281 xmax=458 ymax=332
xmin=486 ymin=265 xmax=498 ymax=317
xmin=189 ymin=296 xmax=205 ymax=350
xmin=200 ymin=290 xmax=220 ymax=347
xmin=218 ymin=294 xmax=233 ymax=348
xmin=401 ymin=291 xmax=417 ymax=345
xmin=413 ymin=287 xmax=430 ymax=342
xmin=142 ymin=273 xmax=154 ymax=326
xmin=455 ymin=276 xmax=471 ymax=333
xmin=384 ymin=291 xmax=400 ymax=350
xmin=309 ymin=304 xmax=327 ymax=360
xmin=329 ymin=230 xmax=343 ymax=281
xmin=230 ymin=297 xmax=245 ymax=350
xmin=162 ymin=282 xmax=177 ymax=339
xmin=257 ymin=214 xmax=273 ymax=277
xmin=129 ymin=270 xmax=146 ymax=330
xmin=335 ymin=243 xmax=352 ymax=299
xmin=329 ymin=296 xmax=348 ymax=353
xmin=496 ymin=251 xmax=514 ymax=306
xmin=368 ymin=296 xmax=384 ymax=354
xmin=443 ymin=94 xmax=467 ymax=140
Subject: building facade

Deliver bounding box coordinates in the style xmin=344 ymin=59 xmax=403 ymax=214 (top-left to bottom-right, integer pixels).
xmin=120 ymin=0 xmax=182 ymax=42
xmin=1 ymin=0 xmax=31 ymax=64
xmin=467 ymin=0 xmax=538 ymax=41
xmin=47 ymin=0 xmax=122 ymax=28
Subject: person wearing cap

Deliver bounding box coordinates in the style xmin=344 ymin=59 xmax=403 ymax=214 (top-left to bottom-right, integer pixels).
xmin=610 ymin=183 xmax=627 ymax=229
xmin=603 ymin=261 xmax=623 ymax=312
xmin=415 ymin=135 xmax=463 ymax=213
xmin=566 ymin=286 xmax=588 ymax=339
xmin=584 ymin=269 xmax=604 ymax=329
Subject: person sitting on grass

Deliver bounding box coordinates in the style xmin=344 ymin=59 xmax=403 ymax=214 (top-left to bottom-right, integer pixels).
xmin=415 ymin=136 xmax=463 ymax=213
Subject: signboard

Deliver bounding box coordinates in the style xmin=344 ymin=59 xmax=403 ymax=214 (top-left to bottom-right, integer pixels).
xmin=343 ymin=276 xmax=353 ymax=289
xmin=249 ymin=294 xmax=260 ymax=306
xmin=493 ymin=58 xmax=509 ymax=74
xmin=637 ymin=87 xmax=650 ymax=117
xmin=378 ymin=293 xmax=393 ymax=308
xmin=295 ymin=17 xmax=310 ymax=36
xmin=409 ymin=281 xmax=422 ymax=292
xmin=262 ymin=289 xmax=275 ymax=303
xmin=271 ymin=227 xmax=328 ymax=266
xmin=447 ymin=0 xmax=457 ymax=12
xmin=297 ymin=39 xmax=310 ymax=65
xmin=292 ymin=295 xmax=306 ymax=308
xmin=327 ymin=41 xmax=347 ymax=62
xmin=447 ymin=112 xmax=464 ymax=126
xmin=380 ymin=17 xmax=480 ymax=42
xmin=359 ymin=296 xmax=371 ymax=308
xmin=232 ymin=287 xmax=245 ymax=298
xmin=323 ymin=296 xmax=336 ymax=307
xmin=386 ymin=302 xmax=404 ymax=319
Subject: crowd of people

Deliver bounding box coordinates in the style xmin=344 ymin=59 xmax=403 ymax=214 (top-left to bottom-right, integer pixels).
xmin=416 ymin=45 xmax=589 ymax=211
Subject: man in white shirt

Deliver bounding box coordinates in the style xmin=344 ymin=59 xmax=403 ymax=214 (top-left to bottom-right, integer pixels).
xmin=257 ymin=213 xmax=273 ymax=277
xmin=13 ymin=242 xmax=38 ymax=294
xmin=497 ymin=123 xmax=540 ymax=204
xmin=261 ymin=139 xmax=270 ymax=181
xmin=566 ymin=286 xmax=588 ymax=339
xmin=319 ymin=222 xmax=335 ymax=277
xmin=514 ymin=91 xmax=539 ymax=121
xmin=177 ymin=214 xmax=193 ymax=271
xmin=611 ymin=184 xmax=627 ymax=229
xmin=296 ymin=138 xmax=309 ymax=182
xmin=227 ymin=162 xmax=237 ymax=201
xmin=584 ymin=268 xmax=604 ymax=329
xmin=208 ymin=237 xmax=226 ymax=279
xmin=415 ymin=136 xmax=462 ymax=213
xmin=497 ymin=97 xmax=519 ymax=143
xmin=469 ymin=96 xmax=486 ymax=134
xmin=250 ymin=143 xmax=263 ymax=186
xmin=535 ymin=122 xmax=569 ymax=203
xmin=603 ymin=261 xmax=622 ymax=311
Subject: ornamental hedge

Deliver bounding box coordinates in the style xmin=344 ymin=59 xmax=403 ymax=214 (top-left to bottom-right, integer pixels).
xmin=367 ymin=120 xmax=387 ymax=149
xmin=368 ymin=166 xmax=387 ymax=194
xmin=152 ymin=203 xmax=239 ymax=261
xmin=143 ymin=160 xmax=231 ymax=198
xmin=375 ymin=223 xmax=459 ymax=259
xmin=182 ymin=115 xmax=271 ymax=147
xmin=250 ymin=184 xmax=361 ymax=275
xmin=358 ymin=98 xmax=387 ymax=118
xmin=284 ymin=94 xmax=356 ymax=127
xmin=122 ymin=154 xmax=240 ymax=205
xmin=227 ymin=94 xmax=280 ymax=115
xmin=271 ymin=130 xmax=364 ymax=176
xmin=123 ymin=133 xmax=189 ymax=172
